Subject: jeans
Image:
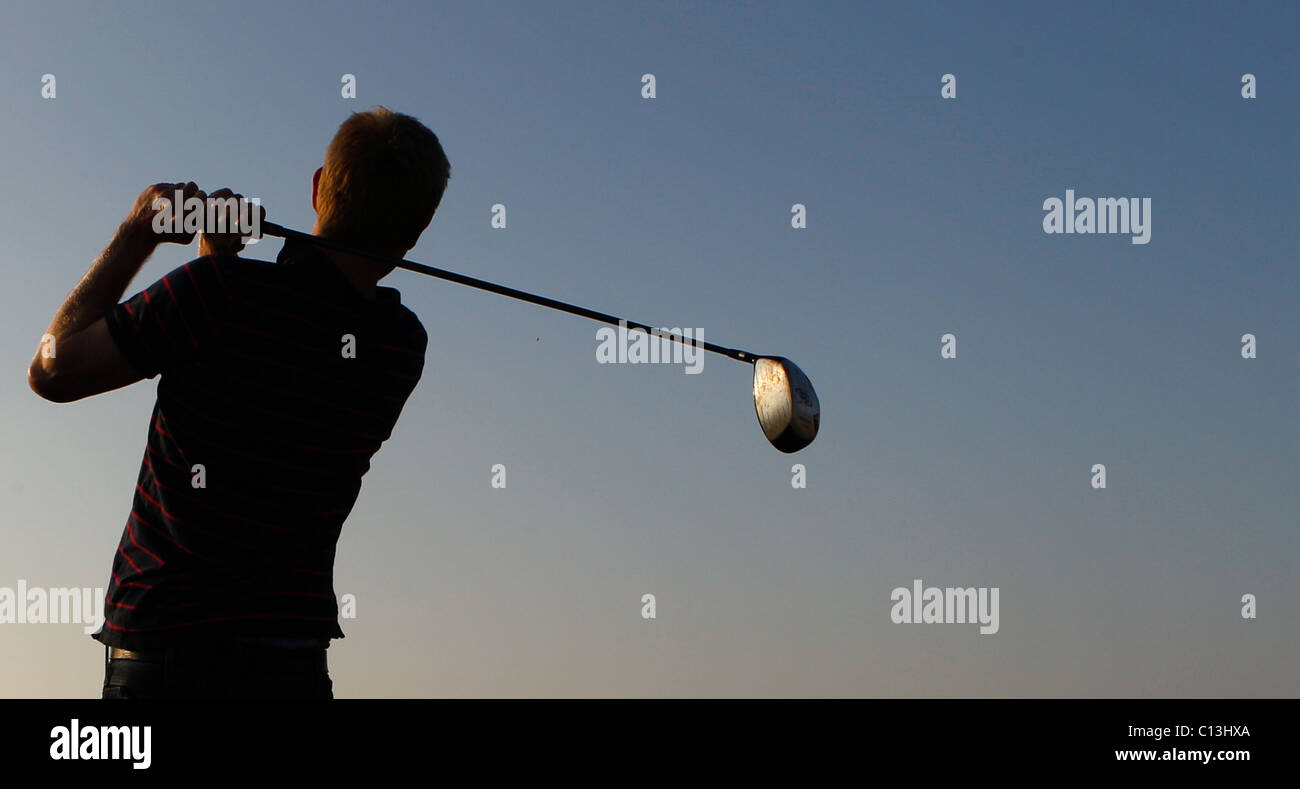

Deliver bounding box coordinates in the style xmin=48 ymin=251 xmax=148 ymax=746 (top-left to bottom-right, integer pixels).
xmin=101 ymin=642 xmax=334 ymax=699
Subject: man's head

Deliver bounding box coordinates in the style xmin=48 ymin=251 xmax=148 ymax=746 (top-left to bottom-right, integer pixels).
xmin=312 ymin=107 xmax=450 ymax=260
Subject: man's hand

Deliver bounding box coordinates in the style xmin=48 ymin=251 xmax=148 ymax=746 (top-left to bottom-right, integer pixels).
xmin=199 ymin=188 xmax=264 ymax=257
xmin=126 ymin=181 xmax=207 ymax=246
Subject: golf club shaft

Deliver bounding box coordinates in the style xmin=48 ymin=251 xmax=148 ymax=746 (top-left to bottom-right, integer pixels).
xmin=259 ymin=221 xmax=758 ymax=365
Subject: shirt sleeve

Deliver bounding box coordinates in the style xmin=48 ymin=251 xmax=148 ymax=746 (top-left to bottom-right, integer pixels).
xmin=104 ymin=255 xmax=234 ymax=378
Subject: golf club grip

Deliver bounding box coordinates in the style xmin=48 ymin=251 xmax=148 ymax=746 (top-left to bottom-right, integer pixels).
xmin=260 ymin=221 xmax=758 ymax=364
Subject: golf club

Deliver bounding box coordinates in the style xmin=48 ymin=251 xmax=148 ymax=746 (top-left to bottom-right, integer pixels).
xmin=259 ymin=220 xmax=820 ymax=453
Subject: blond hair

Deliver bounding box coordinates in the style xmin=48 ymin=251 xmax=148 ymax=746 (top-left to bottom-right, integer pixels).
xmin=316 ymin=107 xmax=450 ymax=253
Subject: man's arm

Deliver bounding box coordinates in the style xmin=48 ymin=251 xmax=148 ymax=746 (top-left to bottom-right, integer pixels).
xmin=28 ymin=181 xmax=203 ymax=402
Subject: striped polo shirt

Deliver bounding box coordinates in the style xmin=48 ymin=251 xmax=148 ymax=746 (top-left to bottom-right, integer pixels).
xmin=93 ymin=237 xmax=427 ymax=648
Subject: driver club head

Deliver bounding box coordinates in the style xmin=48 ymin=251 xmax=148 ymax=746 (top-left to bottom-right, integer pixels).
xmin=753 ymin=356 xmax=820 ymax=453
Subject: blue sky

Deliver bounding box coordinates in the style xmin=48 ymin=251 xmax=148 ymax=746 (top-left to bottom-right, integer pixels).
xmin=0 ymin=0 xmax=1296 ymax=696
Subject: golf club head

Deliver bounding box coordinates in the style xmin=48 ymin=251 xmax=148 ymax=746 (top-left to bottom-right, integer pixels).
xmin=753 ymin=357 xmax=820 ymax=453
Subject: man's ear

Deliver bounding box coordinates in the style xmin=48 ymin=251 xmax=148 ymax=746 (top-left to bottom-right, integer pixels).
xmin=311 ymin=167 xmax=323 ymax=212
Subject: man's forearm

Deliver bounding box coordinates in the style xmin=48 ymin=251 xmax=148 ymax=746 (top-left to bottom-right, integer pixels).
xmin=27 ymin=181 xmax=204 ymax=401
xmin=44 ymin=221 xmax=159 ymax=340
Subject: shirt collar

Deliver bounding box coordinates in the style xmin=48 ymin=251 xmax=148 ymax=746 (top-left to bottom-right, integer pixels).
xmin=275 ymin=236 xmax=402 ymax=306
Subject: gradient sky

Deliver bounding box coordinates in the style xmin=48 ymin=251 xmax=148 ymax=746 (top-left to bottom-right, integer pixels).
xmin=0 ymin=0 xmax=1296 ymax=697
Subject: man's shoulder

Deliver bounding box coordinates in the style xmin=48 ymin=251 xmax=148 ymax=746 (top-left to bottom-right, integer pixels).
xmin=193 ymin=251 xmax=283 ymax=279
xmin=390 ymin=300 xmax=428 ymax=353
xmin=172 ymin=252 xmax=281 ymax=293
xmin=189 ymin=251 xmax=369 ymax=301
xmin=194 ymin=252 xmax=427 ymax=349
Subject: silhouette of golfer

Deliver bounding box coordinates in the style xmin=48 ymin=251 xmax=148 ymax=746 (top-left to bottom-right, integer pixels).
xmin=28 ymin=107 xmax=450 ymax=698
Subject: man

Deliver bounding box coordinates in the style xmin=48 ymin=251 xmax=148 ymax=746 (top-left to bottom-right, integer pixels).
xmin=27 ymin=107 xmax=450 ymax=698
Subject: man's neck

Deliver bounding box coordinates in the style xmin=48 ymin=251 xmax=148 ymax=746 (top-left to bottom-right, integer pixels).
xmin=307 ymin=230 xmax=398 ymax=300
xmin=323 ymin=250 xmax=381 ymax=300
